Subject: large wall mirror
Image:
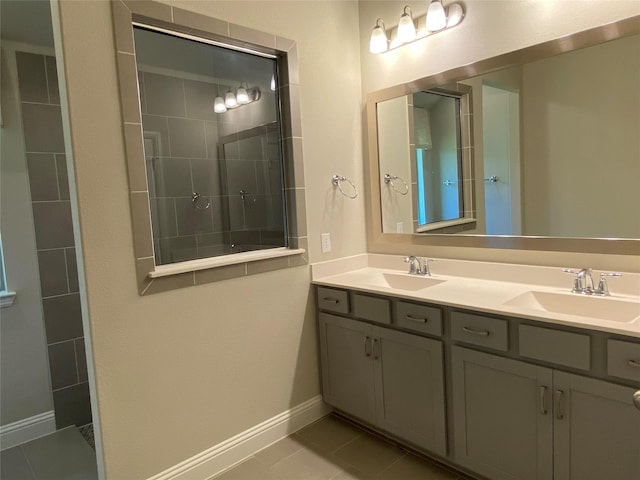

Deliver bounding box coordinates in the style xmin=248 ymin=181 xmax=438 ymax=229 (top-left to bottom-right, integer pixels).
xmin=366 ymin=16 xmax=640 ymax=255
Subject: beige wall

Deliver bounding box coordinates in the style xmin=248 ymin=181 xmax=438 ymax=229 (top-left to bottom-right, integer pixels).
xmin=54 ymin=0 xmax=363 ymax=478
xmin=522 ymin=34 xmax=640 ymax=238
xmin=377 ymin=96 xmax=413 ymax=233
xmin=359 ymin=0 xmax=640 ymax=271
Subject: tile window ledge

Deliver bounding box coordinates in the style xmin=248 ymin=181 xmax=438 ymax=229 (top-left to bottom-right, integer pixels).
xmin=148 ymin=247 xmax=306 ymax=279
xmin=1 ymin=291 xmax=17 ymax=308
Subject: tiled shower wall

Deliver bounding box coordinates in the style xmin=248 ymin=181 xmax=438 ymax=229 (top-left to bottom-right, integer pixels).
xmin=138 ymin=70 xmax=285 ymax=265
xmin=15 ymin=51 xmax=91 ymax=429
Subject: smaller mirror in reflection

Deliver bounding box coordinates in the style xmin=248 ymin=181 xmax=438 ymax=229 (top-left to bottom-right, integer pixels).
xmin=378 ymin=88 xmax=474 ymax=234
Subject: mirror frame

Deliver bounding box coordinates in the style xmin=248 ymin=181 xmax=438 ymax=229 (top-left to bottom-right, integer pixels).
xmin=365 ymin=15 xmax=640 ymax=256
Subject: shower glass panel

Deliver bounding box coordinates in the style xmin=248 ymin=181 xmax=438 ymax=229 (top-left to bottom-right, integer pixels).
xmin=133 ymin=26 xmax=286 ymax=266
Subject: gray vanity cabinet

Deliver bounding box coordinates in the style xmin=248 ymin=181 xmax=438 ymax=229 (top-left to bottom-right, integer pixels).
xmin=318 ymin=312 xmax=447 ymax=456
xmin=453 ymin=347 xmax=640 ymax=480
xmin=318 ymin=313 xmax=377 ymax=425
xmin=553 ymin=372 xmax=640 ymax=480
xmin=452 ymin=346 xmax=553 ymax=480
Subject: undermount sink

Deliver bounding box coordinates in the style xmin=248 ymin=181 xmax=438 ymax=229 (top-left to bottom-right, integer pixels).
xmin=503 ymin=290 xmax=640 ymax=323
xmin=368 ymin=272 xmax=446 ymax=291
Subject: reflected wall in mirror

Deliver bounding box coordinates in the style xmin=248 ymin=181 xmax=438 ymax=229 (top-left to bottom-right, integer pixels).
xmin=378 ymin=87 xmax=475 ymax=234
xmin=371 ymin=30 xmax=640 ymax=242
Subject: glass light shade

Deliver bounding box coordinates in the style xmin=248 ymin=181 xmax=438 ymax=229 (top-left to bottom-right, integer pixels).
xmin=397 ymin=10 xmax=416 ymax=43
xmin=426 ymin=0 xmax=447 ymax=31
xmin=369 ymin=19 xmax=388 ymax=53
xmin=446 ymin=3 xmax=464 ymax=27
xmin=214 ymin=96 xmax=227 ymax=113
xmin=236 ymin=86 xmax=250 ymax=104
xmin=270 ymin=74 xmax=276 ymax=91
xmin=224 ymin=91 xmax=238 ymax=108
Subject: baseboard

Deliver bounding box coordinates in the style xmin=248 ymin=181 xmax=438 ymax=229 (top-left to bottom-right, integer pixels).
xmin=0 ymin=411 xmax=56 ymax=450
xmin=147 ymin=395 xmax=331 ymax=480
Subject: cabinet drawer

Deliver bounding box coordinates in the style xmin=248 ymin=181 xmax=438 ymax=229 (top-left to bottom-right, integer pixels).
xmin=317 ymin=287 xmax=349 ymax=314
xmin=519 ymin=324 xmax=590 ymax=371
xmin=607 ymin=340 xmax=640 ymax=382
xmin=451 ymin=311 xmax=508 ymax=351
xmin=396 ymin=302 xmax=442 ymax=336
xmin=353 ymin=293 xmax=391 ymax=325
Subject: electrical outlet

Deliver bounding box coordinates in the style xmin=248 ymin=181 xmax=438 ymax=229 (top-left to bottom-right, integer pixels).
xmin=321 ymin=233 xmax=331 ymax=253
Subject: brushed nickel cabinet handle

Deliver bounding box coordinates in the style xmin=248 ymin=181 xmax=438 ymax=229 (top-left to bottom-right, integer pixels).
xmin=373 ymin=338 xmax=380 ymax=359
xmin=462 ymin=326 xmax=490 ymax=337
xmin=555 ymin=390 xmax=564 ymax=420
xmin=364 ymin=336 xmax=372 ymax=357
xmin=406 ymin=314 xmax=428 ymax=323
xmin=628 ymin=360 xmax=640 ymax=368
xmin=633 ymin=391 xmax=640 ymax=411
xmin=322 ymin=297 xmax=340 ymax=304
xmin=539 ymin=386 xmax=548 ymax=415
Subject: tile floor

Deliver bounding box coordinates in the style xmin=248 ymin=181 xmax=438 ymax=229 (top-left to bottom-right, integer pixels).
xmin=212 ymin=414 xmax=475 ymax=480
xmin=0 ymin=427 xmax=98 ymax=480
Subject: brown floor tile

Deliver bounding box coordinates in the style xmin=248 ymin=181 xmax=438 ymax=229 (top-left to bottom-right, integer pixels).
xmin=334 ymin=433 xmax=405 ymax=476
xmin=255 ymin=436 xmax=305 ymax=467
xmin=294 ymin=415 xmax=363 ymax=454
xmin=213 ymin=457 xmax=282 ymax=480
xmin=269 ymin=447 xmax=343 ymax=480
xmin=375 ymin=453 xmax=458 ymax=480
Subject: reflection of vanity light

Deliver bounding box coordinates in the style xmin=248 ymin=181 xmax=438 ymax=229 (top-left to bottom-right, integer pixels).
xmin=270 ymin=74 xmax=276 ymax=91
xmin=214 ymin=84 xmax=261 ymax=114
xmin=369 ymin=1 xmax=464 ymax=54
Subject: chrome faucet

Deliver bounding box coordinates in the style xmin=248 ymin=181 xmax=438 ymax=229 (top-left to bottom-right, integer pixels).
xmin=562 ymin=268 xmax=621 ymax=296
xmin=404 ymin=256 xmax=434 ymax=276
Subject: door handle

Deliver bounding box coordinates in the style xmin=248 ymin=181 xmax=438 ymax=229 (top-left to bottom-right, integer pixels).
xmin=405 ymin=314 xmax=428 ymax=323
xmin=555 ymin=390 xmax=564 ymax=420
xmin=462 ymin=326 xmax=490 ymax=336
xmin=364 ymin=336 xmax=372 ymax=357
xmin=539 ymin=386 xmax=548 ymax=415
xmin=372 ymin=338 xmax=380 ymax=359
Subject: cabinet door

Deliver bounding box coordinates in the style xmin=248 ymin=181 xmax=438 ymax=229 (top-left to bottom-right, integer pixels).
xmin=451 ymin=346 xmax=553 ymax=480
xmin=373 ymin=326 xmax=447 ymax=456
xmin=318 ymin=313 xmax=376 ymax=424
xmin=553 ymin=372 xmax=640 ymax=480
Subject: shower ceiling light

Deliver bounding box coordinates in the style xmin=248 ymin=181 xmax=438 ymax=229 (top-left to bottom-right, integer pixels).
xmin=369 ymin=1 xmax=465 ymax=54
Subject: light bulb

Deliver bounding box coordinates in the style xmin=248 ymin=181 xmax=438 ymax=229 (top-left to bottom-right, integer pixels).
xmin=397 ymin=6 xmax=416 ymax=44
xmin=426 ymin=0 xmax=447 ymax=32
xmin=446 ymin=3 xmax=464 ymax=27
xmin=236 ymin=84 xmax=250 ymax=104
xmin=270 ymin=74 xmax=276 ymax=91
xmin=214 ymin=96 xmax=227 ymax=113
xmin=225 ymin=90 xmax=238 ymax=108
xmin=369 ymin=18 xmax=388 ymax=54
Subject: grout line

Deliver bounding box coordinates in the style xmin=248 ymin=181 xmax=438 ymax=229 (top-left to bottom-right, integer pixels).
xmin=43 ymin=55 xmax=51 ymax=105
xmin=48 ymin=337 xmax=84 ymax=347
xmin=63 ymin=248 xmax=71 ymax=293
xmin=41 ymin=291 xmax=79 ymax=301
xmin=19 ymin=444 xmax=39 ymax=480
xmin=72 ymin=339 xmax=80 ymax=384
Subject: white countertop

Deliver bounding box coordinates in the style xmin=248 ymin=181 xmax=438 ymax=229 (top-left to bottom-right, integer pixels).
xmin=311 ymin=254 xmax=640 ymax=338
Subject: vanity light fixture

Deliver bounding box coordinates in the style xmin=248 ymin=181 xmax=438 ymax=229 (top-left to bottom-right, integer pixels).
xmin=426 ymin=0 xmax=447 ymax=31
xmin=214 ymin=83 xmax=261 ymax=114
xmin=224 ymin=89 xmax=238 ymax=108
xmin=369 ymin=18 xmax=389 ymax=54
xmin=236 ymin=82 xmax=250 ymax=104
xmin=213 ymin=84 xmax=227 ymax=113
xmin=397 ymin=6 xmax=417 ymax=43
xmin=369 ymin=1 xmax=464 ymax=54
